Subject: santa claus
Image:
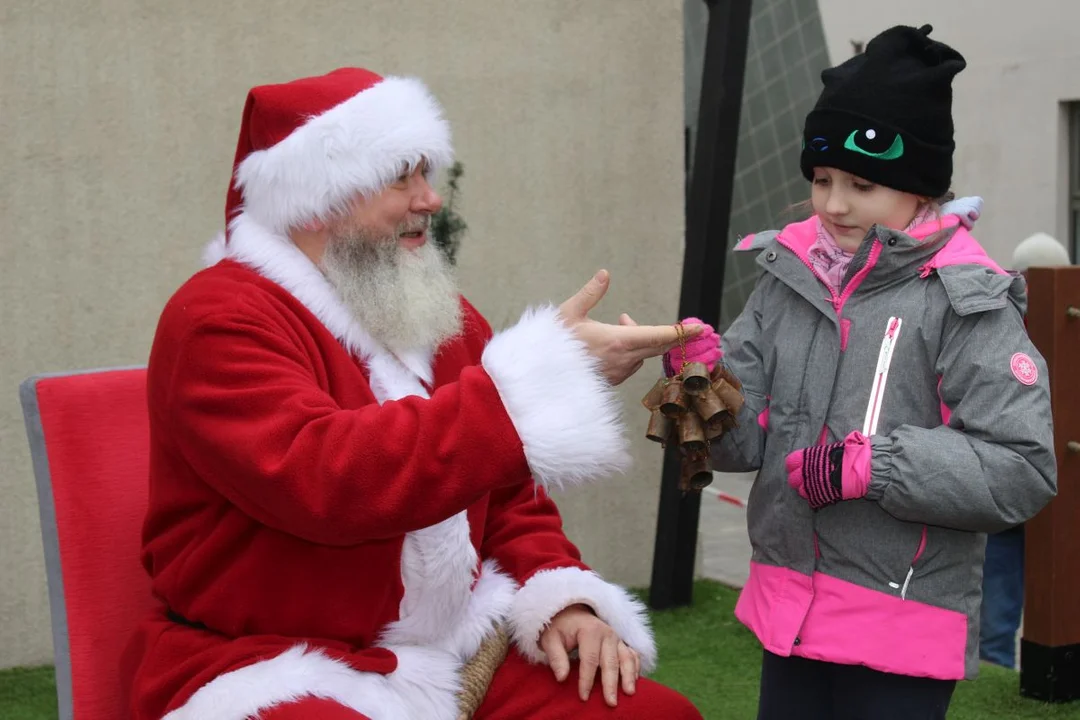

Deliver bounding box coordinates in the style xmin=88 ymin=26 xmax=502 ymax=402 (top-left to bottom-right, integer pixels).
xmin=122 ymin=67 xmax=704 ymax=720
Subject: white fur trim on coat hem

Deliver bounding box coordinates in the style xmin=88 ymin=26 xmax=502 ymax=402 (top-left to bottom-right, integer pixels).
xmin=160 ymin=644 xmax=461 ymax=720
xmin=480 ymin=306 xmax=631 ymax=491
xmin=508 ymin=566 xmax=657 ymax=672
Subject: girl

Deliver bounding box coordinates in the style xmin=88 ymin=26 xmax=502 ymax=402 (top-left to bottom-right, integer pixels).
xmin=666 ymin=24 xmax=1057 ymax=720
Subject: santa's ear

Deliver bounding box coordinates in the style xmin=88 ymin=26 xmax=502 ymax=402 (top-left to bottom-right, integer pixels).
xmin=299 ymin=217 xmax=327 ymax=233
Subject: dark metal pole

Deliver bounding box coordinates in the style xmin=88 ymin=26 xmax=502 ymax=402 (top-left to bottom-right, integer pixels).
xmin=650 ymin=0 xmax=752 ymax=610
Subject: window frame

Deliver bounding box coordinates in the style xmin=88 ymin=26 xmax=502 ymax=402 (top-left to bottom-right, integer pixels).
xmin=1070 ymin=103 xmax=1080 ymax=262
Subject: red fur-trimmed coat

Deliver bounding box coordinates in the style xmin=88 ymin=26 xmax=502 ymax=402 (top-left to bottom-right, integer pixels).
xmin=123 ymin=213 xmax=656 ymax=720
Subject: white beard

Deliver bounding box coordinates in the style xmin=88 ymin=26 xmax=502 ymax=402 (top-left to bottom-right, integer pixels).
xmin=322 ymin=231 xmax=463 ymax=356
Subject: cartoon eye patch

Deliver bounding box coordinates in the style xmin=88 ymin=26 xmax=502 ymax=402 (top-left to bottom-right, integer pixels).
xmin=803 ymin=129 xmax=905 ymax=160
xmin=843 ymin=128 xmax=904 ymax=160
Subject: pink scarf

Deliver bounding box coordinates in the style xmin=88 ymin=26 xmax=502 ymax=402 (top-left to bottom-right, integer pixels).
xmin=808 ymin=207 xmax=936 ymax=293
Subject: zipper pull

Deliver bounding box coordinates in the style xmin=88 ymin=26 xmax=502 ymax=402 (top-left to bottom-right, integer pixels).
xmin=900 ymin=566 xmax=915 ymax=600
xmin=878 ymin=318 xmax=902 ymax=369
xmin=888 ymin=566 xmax=916 ymax=600
xmin=876 ymin=341 xmax=892 ymax=374
xmin=875 ymin=320 xmax=897 ymax=373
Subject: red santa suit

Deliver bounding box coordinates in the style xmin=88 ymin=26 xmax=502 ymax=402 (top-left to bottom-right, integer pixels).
xmin=122 ymin=68 xmax=695 ymax=720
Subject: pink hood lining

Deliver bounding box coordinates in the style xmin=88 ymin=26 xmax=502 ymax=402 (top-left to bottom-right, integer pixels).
xmin=919 ymin=225 xmax=1007 ymax=276
xmin=753 ymin=213 xmax=1006 ymax=277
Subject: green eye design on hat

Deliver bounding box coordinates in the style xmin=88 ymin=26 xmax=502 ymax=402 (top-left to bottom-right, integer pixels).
xmin=844 ymin=129 xmax=904 ymax=160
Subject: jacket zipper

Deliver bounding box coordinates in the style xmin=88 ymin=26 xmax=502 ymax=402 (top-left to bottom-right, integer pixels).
xmin=775 ymin=235 xmax=886 ymax=571
xmin=773 ymin=235 xmax=884 ymax=321
xmin=863 ymin=316 xmax=924 ymax=598
xmin=834 ymin=243 xmax=883 ymax=315
xmin=862 ymin=316 xmax=902 ymax=436
xmin=774 ymin=235 xmax=841 ymax=306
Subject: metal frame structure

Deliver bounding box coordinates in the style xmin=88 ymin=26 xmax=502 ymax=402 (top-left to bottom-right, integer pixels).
xmin=650 ymin=0 xmax=753 ymax=610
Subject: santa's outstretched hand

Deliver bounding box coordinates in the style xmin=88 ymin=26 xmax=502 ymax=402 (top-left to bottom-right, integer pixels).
xmin=558 ymin=271 xmax=703 ymax=386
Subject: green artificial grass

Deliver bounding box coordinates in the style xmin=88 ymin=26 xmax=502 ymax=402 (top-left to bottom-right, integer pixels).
xmin=0 ymin=666 xmax=57 ymax=720
xmin=645 ymin=580 xmax=763 ymax=717
xmin=1 ymin=580 xmax=1077 ymax=719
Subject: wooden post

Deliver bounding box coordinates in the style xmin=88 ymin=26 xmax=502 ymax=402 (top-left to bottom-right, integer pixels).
xmin=1021 ymin=266 xmax=1080 ymax=703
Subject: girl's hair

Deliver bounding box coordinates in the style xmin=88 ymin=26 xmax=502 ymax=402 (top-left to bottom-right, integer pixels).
xmin=782 ymin=198 xmax=814 ymax=221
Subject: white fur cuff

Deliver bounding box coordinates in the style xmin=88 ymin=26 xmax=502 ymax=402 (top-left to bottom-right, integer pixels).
xmin=480 ymin=305 xmax=631 ymax=491
xmin=508 ymin=566 xmax=657 ymax=672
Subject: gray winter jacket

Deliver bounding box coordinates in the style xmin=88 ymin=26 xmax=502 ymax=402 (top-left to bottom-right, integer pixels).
xmin=713 ymin=213 xmax=1057 ymax=680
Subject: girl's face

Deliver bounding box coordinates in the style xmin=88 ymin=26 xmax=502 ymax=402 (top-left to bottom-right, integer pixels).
xmin=811 ymin=167 xmax=922 ymax=252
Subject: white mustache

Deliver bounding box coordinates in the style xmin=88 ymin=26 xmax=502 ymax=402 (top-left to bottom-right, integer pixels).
xmin=399 ymin=217 xmax=430 ymax=235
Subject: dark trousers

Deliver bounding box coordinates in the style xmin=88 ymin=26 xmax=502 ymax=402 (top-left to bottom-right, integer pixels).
xmin=979 ymin=524 xmax=1025 ymax=668
xmin=757 ymin=650 xmax=956 ymax=720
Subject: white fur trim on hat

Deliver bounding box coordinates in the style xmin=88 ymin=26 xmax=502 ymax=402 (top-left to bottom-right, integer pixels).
xmin=235 ymin=76 xmax=453 ymax=234
xmin=1012 ymin=232 xmax=1070 ymax=272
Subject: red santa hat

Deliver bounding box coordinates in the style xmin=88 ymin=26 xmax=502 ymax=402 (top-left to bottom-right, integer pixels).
xmin=225 ymin=67 xmax=453 ymax=238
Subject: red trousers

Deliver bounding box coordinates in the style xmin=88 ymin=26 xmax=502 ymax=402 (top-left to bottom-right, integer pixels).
xmin=258 ymin=648 xmax=702 ymax=719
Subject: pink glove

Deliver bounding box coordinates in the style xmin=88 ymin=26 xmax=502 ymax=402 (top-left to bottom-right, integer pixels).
xmin=662 ymin=317 xmax=722 ymax=378
xmin=785 ymin=431 xmax=872 ymax=509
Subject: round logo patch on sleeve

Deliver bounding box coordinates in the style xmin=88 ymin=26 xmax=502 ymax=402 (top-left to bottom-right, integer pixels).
xmin=1010 ymin=353 xmax=1038 ymax=386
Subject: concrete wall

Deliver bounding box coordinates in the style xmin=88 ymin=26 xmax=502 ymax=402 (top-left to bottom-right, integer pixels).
xmin=0 ymin=1 xmax=684 ymax=668
xmin=818 ymin=0 xmax=1080 ymax=264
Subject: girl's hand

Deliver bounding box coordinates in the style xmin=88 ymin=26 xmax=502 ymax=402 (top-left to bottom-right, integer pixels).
xmin=661 ymin=317 xmax=722 ymax=377
xmin=786 ymin=431 xmax=872 ymax=509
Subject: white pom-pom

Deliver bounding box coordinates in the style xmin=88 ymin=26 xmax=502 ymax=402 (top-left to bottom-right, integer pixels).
xmin=201 ymin=232 xmax=228 ymax=267
xmin=1012 ymin=232 xmax=1069 ymax=272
